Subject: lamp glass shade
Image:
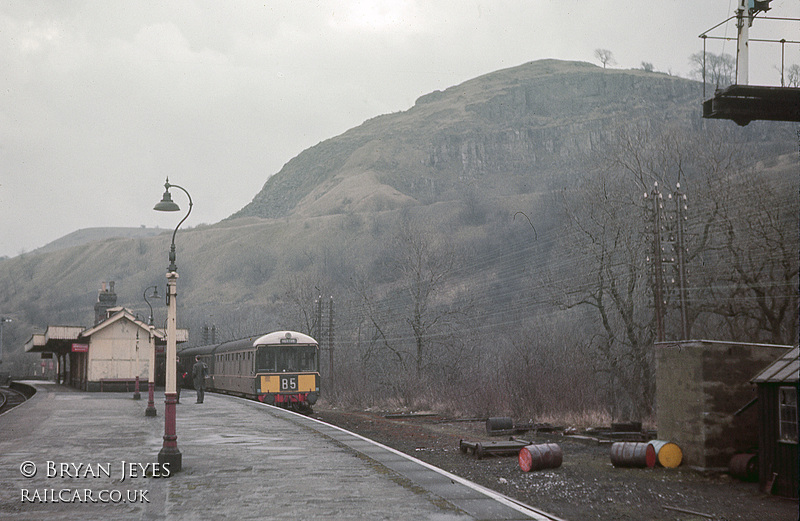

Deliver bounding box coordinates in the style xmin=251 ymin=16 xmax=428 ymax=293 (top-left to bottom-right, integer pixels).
xmin=154 ymin=191 xmax=181 ymax=212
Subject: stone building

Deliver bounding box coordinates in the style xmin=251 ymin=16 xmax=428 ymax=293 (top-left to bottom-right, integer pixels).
xmin=655 ymin=340 xmax=792 ymax=470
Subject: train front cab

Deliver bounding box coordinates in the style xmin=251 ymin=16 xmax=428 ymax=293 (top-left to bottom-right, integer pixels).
xmin=254 ymin=332 xmax=319 ymax=411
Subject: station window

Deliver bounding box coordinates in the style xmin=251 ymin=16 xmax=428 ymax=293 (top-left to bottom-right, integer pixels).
xmin=779 ymin=386 xmax=798 ymax=443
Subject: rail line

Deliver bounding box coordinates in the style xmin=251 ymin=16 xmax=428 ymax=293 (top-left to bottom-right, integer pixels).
xmin=0 ymin=386 xmax=27 ymax=415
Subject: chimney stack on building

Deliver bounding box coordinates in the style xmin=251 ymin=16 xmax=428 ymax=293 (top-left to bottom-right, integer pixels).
xmin=94 ymin=281 xmax=118 ymax=324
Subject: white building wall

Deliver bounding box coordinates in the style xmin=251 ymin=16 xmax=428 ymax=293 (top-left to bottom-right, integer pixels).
xmin=86 ymin=320 xmax=149 ymax=382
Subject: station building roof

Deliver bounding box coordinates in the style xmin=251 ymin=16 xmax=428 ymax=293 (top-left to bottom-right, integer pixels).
xmin=24 ymin=307 xmax=187 ymax=354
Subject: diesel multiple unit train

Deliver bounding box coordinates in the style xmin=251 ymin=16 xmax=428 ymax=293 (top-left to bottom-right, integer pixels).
xmin=178 ymin=330 xmax=320 ymax=412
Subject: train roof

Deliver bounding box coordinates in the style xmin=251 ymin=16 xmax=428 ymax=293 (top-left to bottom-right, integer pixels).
xmin=255 ymin=330 xmax=317 ymax=346
xmin=177 ymin=331 xmax=317 ymax=358
xmin=178 ymin=343 xmax=219 ymax=358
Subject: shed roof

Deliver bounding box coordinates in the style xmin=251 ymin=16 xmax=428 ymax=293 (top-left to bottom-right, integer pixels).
xmin=752 ymin=346 xmax=799 ymax=384
xmin=81 ymin=307 xmax=162 ymax=339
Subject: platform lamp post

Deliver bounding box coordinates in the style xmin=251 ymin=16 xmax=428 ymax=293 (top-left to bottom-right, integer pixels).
xmin=0 ymin=317 xmax=11 ymax=365
xmin=143 ymin=285 xmax=159 ymax=417
xmin=153 ymin=177 xmax=193 ymax=473
xmin=133 ymin=328 xmax=141 ymax=400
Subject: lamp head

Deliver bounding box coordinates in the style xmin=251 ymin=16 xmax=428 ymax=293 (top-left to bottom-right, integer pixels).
xmin=154 ymin=188 xmax=180 ymax=212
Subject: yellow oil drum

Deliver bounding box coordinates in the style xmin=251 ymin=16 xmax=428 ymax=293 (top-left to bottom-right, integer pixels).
xmin=646 ymin=440 xmax=682 ymax=468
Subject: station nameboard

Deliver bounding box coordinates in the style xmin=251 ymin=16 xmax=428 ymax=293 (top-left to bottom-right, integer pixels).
xmin=71 ymin=343 xmax=89 ymax=352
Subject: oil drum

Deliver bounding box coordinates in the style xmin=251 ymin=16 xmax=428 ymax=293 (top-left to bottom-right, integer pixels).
xmin=486 ymin=416 xmax=514 ymax=433
xmin=729 ymin=453 xmax=758 ymax=482
xmin=646 ymin=440 xmax=683 ymax=468
xmin=610 ymin=442 xmax=650 ymax=468
xmin=519 ymin=443 xmax=562 ymax=472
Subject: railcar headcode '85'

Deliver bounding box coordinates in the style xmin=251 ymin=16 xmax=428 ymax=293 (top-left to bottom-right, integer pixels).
xmin=178 ymin=331 xmax=320 ymax=412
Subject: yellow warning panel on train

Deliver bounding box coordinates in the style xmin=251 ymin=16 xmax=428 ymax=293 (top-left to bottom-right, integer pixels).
xmin=260 ymin=375 xmax=280 ymax=393
xmin=298 ymin=374 xmax=316 ymax=392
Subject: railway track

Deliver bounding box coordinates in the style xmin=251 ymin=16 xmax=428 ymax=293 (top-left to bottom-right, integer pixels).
xmin=0 ymin=386 xmax=27 ymax=414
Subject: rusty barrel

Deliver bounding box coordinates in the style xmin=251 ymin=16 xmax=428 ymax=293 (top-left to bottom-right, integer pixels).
xmin=646 ymin=440 xmax=682 ymax=468
xmin=610 ymin=442 xmax=650 ymax=468
xmin=518 ymin=443 xmax=562 ymax=472
xmin=486 ymin=416 xmax=514 ymax=434
xmin=729 ymin=453 xmax=758 ymax=482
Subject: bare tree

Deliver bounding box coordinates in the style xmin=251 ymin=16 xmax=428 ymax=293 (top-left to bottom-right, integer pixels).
xmin=278 ymin=273 xmax=328 ymax=337
xmin=594 ymin=49 xmax=615 ymax=69
xmin=693 ymin=167 xmax=799 ymax=344
xmin=689 ymin=51 xmax=735 ymax=87
xmin=395 ymin=218 xmax=461 ymax=376
xmin=354 ymin=216 xmax=462 ymax=380
xmin=786 ymin=64 xmax=800 ymax=87
xmin=560 ymin=170 xmax=655 ymax=421
xmin=559 ymin=121 xmax=798 ymax=420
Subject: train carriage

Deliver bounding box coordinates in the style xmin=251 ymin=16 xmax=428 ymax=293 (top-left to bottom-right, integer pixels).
xmin=178 ymin=330 xmax=320 ymax=412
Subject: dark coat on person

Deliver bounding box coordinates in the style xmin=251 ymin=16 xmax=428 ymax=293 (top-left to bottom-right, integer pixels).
xmin=192 ymin=359 xmax=208 ymax=389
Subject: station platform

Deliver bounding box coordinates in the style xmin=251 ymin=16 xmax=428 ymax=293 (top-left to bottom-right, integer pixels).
xmin=0 ymin=382 xmax=561 ymax=521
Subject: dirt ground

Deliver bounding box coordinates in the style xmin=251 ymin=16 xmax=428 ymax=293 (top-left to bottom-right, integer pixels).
xmin=312 ymin=406 xmax=798 ymax=521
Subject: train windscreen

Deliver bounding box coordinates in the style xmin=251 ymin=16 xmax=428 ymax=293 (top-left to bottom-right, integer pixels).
xmin=256 ymin=345 xmax=317 ymax=372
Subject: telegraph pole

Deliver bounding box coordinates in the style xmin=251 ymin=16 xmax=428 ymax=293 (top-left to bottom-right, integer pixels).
xmin=647 ymin=182 xmax=691 ymax=342
xmin=0 ymin=317 xmax=11 ymax=365
xmin=674 ymin=184 xmax=690 ymax=340
xmin=647 ymin=184 xmax=666 ymax=342
xmin=328 ymin=296 xmax=335 ymax=390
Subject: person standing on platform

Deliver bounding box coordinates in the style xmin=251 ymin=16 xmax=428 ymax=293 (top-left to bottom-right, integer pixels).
xmin=192 ymin=355 xmax=208 ymax=403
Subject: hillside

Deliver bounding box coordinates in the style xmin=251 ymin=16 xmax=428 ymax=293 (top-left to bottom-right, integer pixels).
xmin=28 ymin=227 xmax=167 ymax=256
xmin=231 ymin=60 xmax=708 ymax=220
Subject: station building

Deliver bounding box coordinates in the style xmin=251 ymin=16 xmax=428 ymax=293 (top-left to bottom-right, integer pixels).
xmin=23 ymin=282 xmax=188 ymax=391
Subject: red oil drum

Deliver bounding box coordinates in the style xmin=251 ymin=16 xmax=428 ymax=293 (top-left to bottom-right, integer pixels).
xmin=519 ymin=443 xmax=563 ymax=472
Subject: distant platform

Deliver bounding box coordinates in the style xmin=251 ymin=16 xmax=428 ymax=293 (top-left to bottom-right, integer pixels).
xmin=702 ymin=85 xmax=800 ymax=126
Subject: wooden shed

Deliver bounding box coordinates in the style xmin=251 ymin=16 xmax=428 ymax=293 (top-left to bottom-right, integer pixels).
xmin=751 ymin=346 xmax=799 ymax=498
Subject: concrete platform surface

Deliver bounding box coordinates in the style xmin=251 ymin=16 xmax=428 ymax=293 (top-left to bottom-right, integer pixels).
xmin=0 ymin=383 xmax=561 ymax=521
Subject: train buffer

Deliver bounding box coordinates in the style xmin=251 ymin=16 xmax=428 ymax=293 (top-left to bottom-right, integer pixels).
xmin=459 ymin=437 xmax=531 ymax=459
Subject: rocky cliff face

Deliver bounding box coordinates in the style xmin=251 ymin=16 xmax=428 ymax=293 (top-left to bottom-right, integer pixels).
xmin=230 ymin=60 xmax=708 ymax=219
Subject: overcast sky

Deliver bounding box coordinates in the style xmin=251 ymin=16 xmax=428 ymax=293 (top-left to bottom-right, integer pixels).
xmin=1 ymin=1 xmax=797 ymax=258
